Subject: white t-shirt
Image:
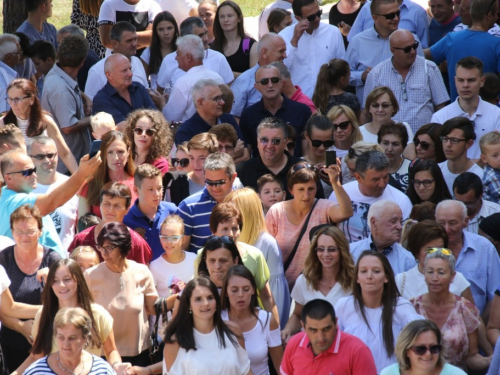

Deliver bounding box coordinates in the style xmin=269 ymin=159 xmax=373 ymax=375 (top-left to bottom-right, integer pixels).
xmin=148 ymin=251 xmax=196 ymax=297
xmin=395 ymin=265 xmax=471 ymax=300
xmin=291 ymin=274 xmax=351 ymax=308
xmin=359 ymin=122 xmax=414 ymax=145
xmin=439 ymin=161 xmax=484 ymax=194
xmin=154 ymin=0 xmax=198 ymax=26
xmin=32 ymin=173 xmax=78 ymax=252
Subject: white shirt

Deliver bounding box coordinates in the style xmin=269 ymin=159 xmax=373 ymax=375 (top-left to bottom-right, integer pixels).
xmin=258 ymin=0 xmax=295 ymax=38
xmin=154 ymin=0 xmax=198 ymax=26
xmin=162 ymin=65 xmax=223 ymax=122
xmin=431 ymin=97 xmax=500 ymax=159
xmin=360 ymin=121 xmax=415 ymax=144
xmin=466 ymin=199 xmax=500 ymax=234
xmin=439 ymin=161 xmax=484 ymax=194
xmin=279 ymin=22 xmax=346 ymax=97
xmin=157 ymin=49 xmax=233 ymax=90
xmin=85 ymin=55 xmax=148 ymax=100
xmin=148 ymin=251 xmax=196 ymax=297
xmin=291 ymin=274 xmax=351 ymax=308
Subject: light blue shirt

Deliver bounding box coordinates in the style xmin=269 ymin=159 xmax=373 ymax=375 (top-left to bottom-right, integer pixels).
xmin=0 ymin=60 xmax=18 ymax=113
xmin=230 ymin=63 xmax=261 ymax=118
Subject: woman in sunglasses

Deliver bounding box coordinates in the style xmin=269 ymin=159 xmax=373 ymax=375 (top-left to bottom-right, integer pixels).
xmin=406 ymin=159 xmax=452 ymax=205
xmin=413 ymin=123 xmax=446 ymax=163
xmin=125 ymin=109 xmax=173 ymax=176
xmin=380 ymin=320 xmax=466 ymax=375
xmin=412 ymin=248 xmax=491 ymax=371
xmin=170 ymin=142 xmax=192 ymax=173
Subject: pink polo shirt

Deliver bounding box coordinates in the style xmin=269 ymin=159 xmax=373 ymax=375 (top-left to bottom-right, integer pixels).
xmin=280 ymin=330 xmax=377 ymax=375
xmin=290 ymin=86 xmax=318 ymax=114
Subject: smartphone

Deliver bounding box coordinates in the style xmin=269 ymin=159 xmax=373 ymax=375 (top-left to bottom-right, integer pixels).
xmin=89 ymin=140 xmax=102 ymax=159
xmin=325 ymin=150 xmax=337 ymax=167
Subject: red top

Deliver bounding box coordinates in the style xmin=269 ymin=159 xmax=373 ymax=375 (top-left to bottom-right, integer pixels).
xmin=150 ymin=157 xmax=169 ymax=176
xmin=290 ymin=86 xmax=318 ymax=114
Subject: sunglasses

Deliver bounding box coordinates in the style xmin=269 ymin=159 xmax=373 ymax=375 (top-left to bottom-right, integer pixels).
xmin=6 ymin=167 xmax=37 ymax=177
xmin=205 ymin=179 xmax=227 ymax=187
xmin=332 ymin=120 xmax=351 ymax=131
xmin=159 ymin=234 xmax=184 ymax=242
xmin=171 ymin=158 xmax=189 ymax=168
xmin=348 ymin=147 xmax=359 ymax=159
xmin=305 ymin=9 xmax=323 ymax=21
xmin=206 ymin=235 xmax=233 ymax=245
xmin=133 ymin=127 xmax=155 ymax=136
xmin=311 ymin=139 xmax=335 ymax=148
xmin=414 ymin=138 xmax=431 ymax=150
xmin=393 ymin=41 xmax=419 ymax=54
xmin=426 ymin=247 xmax=452 ymax=256
xmin=292 ymin=163 xmax=316 ymax=174
xmin=259 ymin=137 xmax=282 ymax=146
xmin=410 ymin=345 xmax=441 ymax=356
xmin=375 ymin=10 xmax=401 ymax=19
xmin=257 ymin=77 xmax=281 ymax=85
xmin=30 ymin=153 xmax=57 ymax=161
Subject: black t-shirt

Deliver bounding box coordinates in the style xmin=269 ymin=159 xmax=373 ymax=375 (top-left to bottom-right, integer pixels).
xmin=225 ymin=37 xmax=256 ymax=74
xmin=328 ymin=3 xmax=364 ymax=48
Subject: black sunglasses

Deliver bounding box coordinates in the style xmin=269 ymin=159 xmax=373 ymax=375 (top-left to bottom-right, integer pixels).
xmin=6 ymin=167 xmax=37 ymax=177
xmin=133 ymin=127 xmax=155 ymax=136
xmin=305 ymin=9 xmax=322 ymax=21
xmin=375 ymin=10 xmax=401 ymax=19
xmin=393 ymin=41 xmax=419 ymax=53
xmin=410 ymin=345 xmax=441 ymax=356
xmin=311 ymin=139 xmax=335 ymax=148
xmin=348 ymin=147 xmax=359 ymax=159
xmin=414 ymin=138 xmax=431 ymax=150
xmin=30 ymin=153 xmax=57 ymax=161
xmin=259 ymin=137 xmax=282 ymax=146
xmin=206 ymin=235 xmax=233 ymax=245
xmin=291 ymin=163 xmax=317 ymax=174
xmin=171 ymin=158 xmax=189 ymax=168
xmin=257 ymin=77 xmax=281 ymax=85
xmin=205 ymin=179 xmax=227 ymax=187
xmin=332 ymin=120 xmax=351 ymax=131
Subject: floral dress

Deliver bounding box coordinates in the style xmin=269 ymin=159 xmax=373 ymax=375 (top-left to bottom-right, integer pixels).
xmin=71 ymin=0 xmax=106 ymax=59
xmin=412 ymin=294 xmax=480 ymax=370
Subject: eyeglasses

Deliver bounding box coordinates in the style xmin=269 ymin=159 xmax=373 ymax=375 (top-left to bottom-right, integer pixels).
xmin=30 ymin=153 xmax=57 ymax=161
xmin=256 ymin=77 xmax=281 ymax=85
xmin=5 ymin=96 xmax=30 ymax=105
xmin=393 ymin=41 xmax=419 ymax=54
xmin=315 ymin=247 xmax=338 ymax=253
xmin=259 ymin=137 xmax=282 ymax=146
xmin=171 ymin=158 xmax=189 ymax=168
xmin=202 ymin=95 xmax=226 ymax=103
xmin=95 ymin=245 xmax=118 ymax=254
xmin=305 ymin=9 xmax=323 ymax=21
xmin=401 ymin=81 xmax=408 ymax=101
xmin=410 ymin=345 xmax=441 ymax=356
xmin=159 ymin=234 xmax=184 ymax=242
xmin=414 ymin=138 xmax=431 ymax=150
xmin=348 ymin=147 xmax=359 ymax=159
xmin=133 ymin=127 xmax=155 ymax=137
xmin=375 ymin=10 xmax=401 ymax=19
xmin=6 ymin=167 xmax=37 ymax=177
xmin=291 ymin=163 xmax=316 ymax=174
xmin=205 ymin=179 xmax=227 ymax=187
xmin=441 ymin=136 xmax=467 ymax=144
xmin=413 ymin=179 xmax=434 ymax=188
xmin=206 ymin=235 xmax=233 ymax=245
xmin=370 ymin=102 xmax=393 ymax=109
xmin=426 ymin=247 xmax=452 ymax=256
xmin=219 ymin=144 xmax=234 ymax=152
xmin=310 ymin=139 xmax=335 ymax=148
xmin=13 ymin=229 xmax=38 ymax=237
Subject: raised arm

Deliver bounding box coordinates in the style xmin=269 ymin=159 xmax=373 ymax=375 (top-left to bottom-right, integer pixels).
xmin=44 ymin=115 xmax=78 ymax=174
xmin=325 ymin=162 xmax=353 ymax=222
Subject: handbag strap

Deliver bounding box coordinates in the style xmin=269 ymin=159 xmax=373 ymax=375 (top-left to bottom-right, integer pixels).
xmin=284 ymin=199 xmax=319 ymax=272
xmin=151 ymin=298 xmax=165 ymax=344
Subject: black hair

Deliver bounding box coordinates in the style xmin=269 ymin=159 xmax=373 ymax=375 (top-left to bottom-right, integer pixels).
xmin=453 ymin=172 xmax=483 ymax=198
xmin=29 ymin=40 xmax=56 ymax=61
xmin=441 ymin=116 xmax=476 ymax=142
xmin=301 ymin=299 xmax=336 ymax=323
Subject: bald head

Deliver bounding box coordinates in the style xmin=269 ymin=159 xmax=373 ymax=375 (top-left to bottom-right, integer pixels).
xmin=104 ymin=53 xmax=133 ymax=89
xmin=389 ymin=29 xmax=417 ymax=68
xmin=389 ymin=29 xmax=414 ymax=47
xmin=257 ymin=33 xmax=287 ymax=65
xmin=104 ymin=53 xmax=128 ymax=73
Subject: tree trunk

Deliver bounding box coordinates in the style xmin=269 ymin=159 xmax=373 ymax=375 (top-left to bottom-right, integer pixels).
xmin=3 ymin=0 xmax=28 ymax=33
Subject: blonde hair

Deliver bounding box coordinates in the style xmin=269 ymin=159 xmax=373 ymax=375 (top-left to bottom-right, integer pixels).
xmin=70 ymin=246 xmax=100 ymax=264
xmin=90 ymin=112 xmax=115 ymax=133
xmin=343 ymin=141 xmax=383 ymax=165
xmin=480 ymin=131 xmax=500 ymax=154
xmin=160 ymin=214 xmax=185 ymax=235
xmin=326 ymin=105 xmax=363 ymax=145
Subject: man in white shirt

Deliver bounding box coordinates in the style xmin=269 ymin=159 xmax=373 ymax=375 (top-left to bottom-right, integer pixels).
xmin=162 ymin=35 xmax=223 ymax=123
xmin=157 ymin=17 xmax=233 ymax=92
xmin=278 ymin=0 xmax=345 ymax=97
xmin=85 ymin=22 xmax=148 ymax=100
xmin=438 ymin=117 xmax=484 ymax=193
xmin=30 ymin=136 xmax=78 ymax=250
xmin=431 ymin=56 xmax=500 ymax=160
xmin=0 ymin=34 xmax=21 ymax=113
xmin=329 ymin=150 xmax=412 ymax=242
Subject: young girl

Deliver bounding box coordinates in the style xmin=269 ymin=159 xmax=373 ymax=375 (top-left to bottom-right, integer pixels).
xmin=70 ymin=246 xmax=100 ymax=271
xmin=257 ymin=174 xmax=286 ymax=215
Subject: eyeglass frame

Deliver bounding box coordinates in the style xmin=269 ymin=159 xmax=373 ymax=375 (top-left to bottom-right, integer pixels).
xmin=303 ymin=9 xmax=323 ymax=22
xmin=259 ymin=137 xmax=283 ymax=146
xmin=5 ymin=167 xmax=37 ymax=177
xmin=393 ymin=41 xmax=419 ymax=54
xmin=95 ymin=245 xmax=118 ymax=254
xmin=256 ymin=77 xmax=281 ymax=85
xmin=414 ymin=138 xmax=431 ymax=150
xmin=412 ymin=178 xmax=435 ymax=188
xmin=441 ymin=136 xmax=468 ymax=145
xmin=30 ymin=153 xmax=58 ymax=161
xmin=159 ymin=234 xmax=184 ymax=242
xmin=201 ymin=95 xmax=226 ymax=103
xmin=5 ymin=96 xmax=31 ymax=105
xmin=133 ymin=127 xmax=155 ymax=137
xmin=374 ymin=10 xmax=401 ymax=19
xmin=171 ymin=158 xmax=190 ymax=168
xmin=426 ymin=247 xmax=452 ymax=256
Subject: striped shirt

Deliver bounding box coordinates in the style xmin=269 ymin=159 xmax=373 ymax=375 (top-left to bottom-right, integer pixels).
xmin=466 ymin=199 xmax=500 ymax=234
xmin=24 ymin=355 xmax=116 ymax=374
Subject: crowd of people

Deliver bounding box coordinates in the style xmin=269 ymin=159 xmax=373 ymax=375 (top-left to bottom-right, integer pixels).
xmin=1 ymin=0 xmax=500 ymax=373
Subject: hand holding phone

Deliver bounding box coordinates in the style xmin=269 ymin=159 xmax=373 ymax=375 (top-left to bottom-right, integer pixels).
xmin=89 ymin=140 xmax=102 ymax=159
xmin=325 ymin=150 xmax=337 ymax=167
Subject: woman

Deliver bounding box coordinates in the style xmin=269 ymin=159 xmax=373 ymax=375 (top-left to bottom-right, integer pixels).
xmin=326 ymin=105 xmax=363 ymax=159
xmin=362 ymin=86 xmax=415 ymax=159
xmin=84 ymin=222 xmax=158 ymax=366
xmin=266 ymin=162 xmax=353 ymax=288
xmin=282 ymin=225 xmax=354 ymax=343
xmin=71 ymin=0 xmax=105 ymax=58
xmin=329 ymin=0 xmax=364 ymax=48
xmin=163 ymin=277 xmax=251 ymax=375
xmin=266 ymin=8 xmax=293 ymax=34
xmin=224 ymin=188 xmax=290 ymax=326
xmin=140 ymin=11 xmax=179 ymax=90
xmin=340 ymin=141 xmax=383 ymax=184
xmin=0 ymin=79 xmax=78 ymax=173
xmin=412 ymin=249 xmax=491 ymax=371
xmin=406 ymin=159 xmax=452 ymax=206
xmin=414 ymin=123 xmax=446 ymax=163
xmin=199 ymin=0 xmax=217 ymax=44
xmin=335 ymin=250 xmax=422 ymax=373
xmin=124 ymin=109 xmax=173 ymax=175
xmin=23 ymin=307 xmax=115 ymax=374
xmin=14 ymin=259 xmax=126 ymax=374
xmin=169 ymin=142 xmax=192 ymax=173
xmin=395 ymin=220 xmax=473 ymax=302
xmin=380 ymin=320 xmax=467 ymax=375
xmin=78 ymin=131 xmax=137 ymax=219
xmin=212 ymin=1 xmax=258 ymax=78
xmin=0 ymin=205 xmax=61 ymax=371
xmin=221 ymin=266 xmax=282 ymax=375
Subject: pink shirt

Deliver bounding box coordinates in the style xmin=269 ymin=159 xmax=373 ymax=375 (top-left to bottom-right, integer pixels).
xmin=290 ymin=86 xmax=317 ymax=114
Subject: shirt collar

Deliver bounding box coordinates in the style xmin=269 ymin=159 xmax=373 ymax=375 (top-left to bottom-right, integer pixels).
xmin=0 ymin=61 xmax=18 ymax=77
xmin=299 ymin=330 xmax=342 ymax=355
xmin=461 ymin=231 xmax=476 ymax=254
xmin=201 ymin=187 xmax=218 ymax=203
xmin=105 ymin=81 xmax=138 ymax=96
xmin=370 ymin=236 xmax=394 ymax=255
xmin=51 ymin=64 xmax=79 ymax=91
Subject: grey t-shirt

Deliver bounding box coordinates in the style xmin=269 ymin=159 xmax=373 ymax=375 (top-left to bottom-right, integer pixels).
xmin=16 ymin=20 xmax=58 ymax=48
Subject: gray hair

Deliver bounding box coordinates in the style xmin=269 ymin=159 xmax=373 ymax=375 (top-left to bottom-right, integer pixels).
xmin=256 ymin=117 xmax=289 ymax=139
xmin=424 ymin=249 xmax=456 ymax=273
xmin=57 ymin=24 xmax=84 ymax=37
xmin=269 ymin=61 xmax=291 ymax=80
xmin=367 ymin=200 xmax=400 ymax=228
xmin=0 ymin=34 xmax=20 ymax=61
xmin=436 ymin=199 xmax=468 ymax=221
xmin=176 ymin=35 xmax=204 ymax=61
xmin=191 ymin=79 xmax=220 ymax=105
xmin=180 ymin=17 xmax=205 ymax=36
xmin=28 ymin=135 xmax=56 ymax=154
xmin=354 ymin=150 xmax=389 ymax=176
xmin=204 ymin=152 xmax=236 ymax=177
xmin=257 ymin=32 xmax=281 ymax=55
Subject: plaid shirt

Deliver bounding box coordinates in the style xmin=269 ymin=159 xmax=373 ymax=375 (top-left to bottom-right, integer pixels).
xmin=483 ymin=164 xmax=500 ymax=204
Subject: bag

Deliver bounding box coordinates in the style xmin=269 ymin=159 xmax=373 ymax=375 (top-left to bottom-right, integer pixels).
xmin=163 ymin=171 xmax=189 ymax=206
xmin=149 ymin=298 xmax=167 ymax=363
xmin=242 ymin=37 xmax=251 ymax=55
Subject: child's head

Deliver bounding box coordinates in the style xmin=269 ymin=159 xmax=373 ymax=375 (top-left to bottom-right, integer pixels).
xmin=70 ymin=246 xmax=100 ymax=271
xmin=159 ymin=214 xmax=185 ymax=253
xmin=257 ymin=174 xmax=286 ymax=213
xmin=187 ymin=132 xmax=218 ymax=181
xmin=480 ymin=132 xmax=500 ymax=169
xmin=77 ymin=212 xmax=101 ymax=232
xmin=208 ymin=123 xmax=238 ymax=158
xmin=480 ymin=72 xmax=500 ymax=105
xmin=90 ymin=112 xmax=117 ymax=140
xmin=172 ymin=142 xmax=192 ymax=173
xmin=134 ymin=164 xmax=163 ymax=208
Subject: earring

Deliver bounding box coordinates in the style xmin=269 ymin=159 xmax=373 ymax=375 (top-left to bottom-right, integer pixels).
xmin=189 ymin=309 xmax=192 ymax=314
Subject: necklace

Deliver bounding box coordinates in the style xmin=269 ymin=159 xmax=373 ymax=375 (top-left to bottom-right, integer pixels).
xmin=320 ymin=279 xmax=336 ymax=289
xmin=57 ymin=354 xmax=84 ymax=375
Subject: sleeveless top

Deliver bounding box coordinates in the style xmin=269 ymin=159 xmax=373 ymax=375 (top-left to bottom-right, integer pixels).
xmin=225 ymin=37 xmax=256 ymax=73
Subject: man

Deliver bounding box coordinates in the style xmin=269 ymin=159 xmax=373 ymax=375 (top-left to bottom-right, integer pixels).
xmin=363 ymin=29 xmax=449 ymax=133
xmin=436 ymin=199 xmax=500 ymax=315
xmin=16 ymin=0 xmax=57 ymax=47
xmin=453 ymin=0 xmax=500 ymax=36
xmin=429 ymin=0 xmax=461 ymax=45
xmin=438 ymin=117 xmax=483 ymax=192
xmin=157 ymin=17 xmax=233 ymax=91
xmin=426 ymin=0 xmax=500 ymax=100
xmin=28 ymin=40 xmax=55 ymax=98
xmin=239 ymin=65 xmax=312 ymax=157
xmin=30 ymin=136 xmax=78 ymax=251
xmin=0 ymin=125 xmax=26 ymax=157
xmin=453 ymin=172 xmax=500 ymax=234
xmin=431 ymin=57 xmax=500 ymax=159
xmin=85 ymin=22 xmax=148 ymax=100
xmin=346 ymin=0 xmax=424 ymax=102
xmin=278 ymin=0 xmax=345 ymax=97
xmin=230 ymin=33 xmax=288 ymax=118
xmin=280 ymin=299 xmax=377 ymax=375
xmin=92 ymin=53 xmax=156 ymax=129
xmin=0 ymin=149 xmax=100 ymax=257
xmin=259 ymin=0 xmax=294 ymax=38
xmin=350 ymin=200 xmax=416 ymax=273
xmin=123 ymin=164 xmax=177 ymax=261
xmin=329 ymin=150 xmax=412 ymax=242
xmin=0 ymin=34 xmax=21 ymax=113
xmin=41 ymin=35 xmax=92 ymax=175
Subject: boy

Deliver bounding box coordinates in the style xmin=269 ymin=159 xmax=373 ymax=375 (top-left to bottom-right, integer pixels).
xmin=257 ymin=174 xmax=287 ymax=215
xmin=123 ymin=164 xmax=177 ymax=260
xmin=480 ymin=132 xmax=500 ymax=204
xmin=90 ymin=112 xmax=117 ymax=140
xmin=208 ymin=123 xmax=239 ymax=160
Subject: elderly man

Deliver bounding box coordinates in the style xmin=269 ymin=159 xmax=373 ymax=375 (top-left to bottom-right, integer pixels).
xmin=92 ymin=53 xmax=156 ymax=129
xmin=363 ymin=30 xmax=449 ymax=132
xmin=162 ymin=35 xmax=223 ymax=123
xmin=239 ymin=65 xmax=312 ymax=157
xmin=329 ymin=150 xmax=412 ymax=242
xmin=85 ymin=22 xmax=148 ymax=100
xmin=350 ymin=200 xmax=416 ymax=273
xmin=0 ymin=34 xmax=21 ymax=113
xmin=16 ymin=0 xmax=57 ymax=47
xmin=436 ymin=199 xmax=500 ymax=315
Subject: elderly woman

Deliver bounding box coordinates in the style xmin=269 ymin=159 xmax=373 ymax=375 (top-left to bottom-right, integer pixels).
xmin=380 ymin=320 xmax=466 ymax=375
xmin=0 ymin=205 xmax=61 ymax=371
xmin=23 ymin=307 xmax=115 ymax=374
xmin=412 ymin=248 xmax=491 ymax=371
xmin=414 ymin=123 xmax=446 ymax=163
xmin=84 ymin=222 xmax=158 ymax=366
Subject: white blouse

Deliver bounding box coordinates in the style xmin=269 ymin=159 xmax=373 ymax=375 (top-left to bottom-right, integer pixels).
xmin=291 ymin=274 xmax=351 ymax=308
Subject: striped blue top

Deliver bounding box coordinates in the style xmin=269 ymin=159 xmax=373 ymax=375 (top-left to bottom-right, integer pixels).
xmin=23 ymin=355 xmax=116 ymax=374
